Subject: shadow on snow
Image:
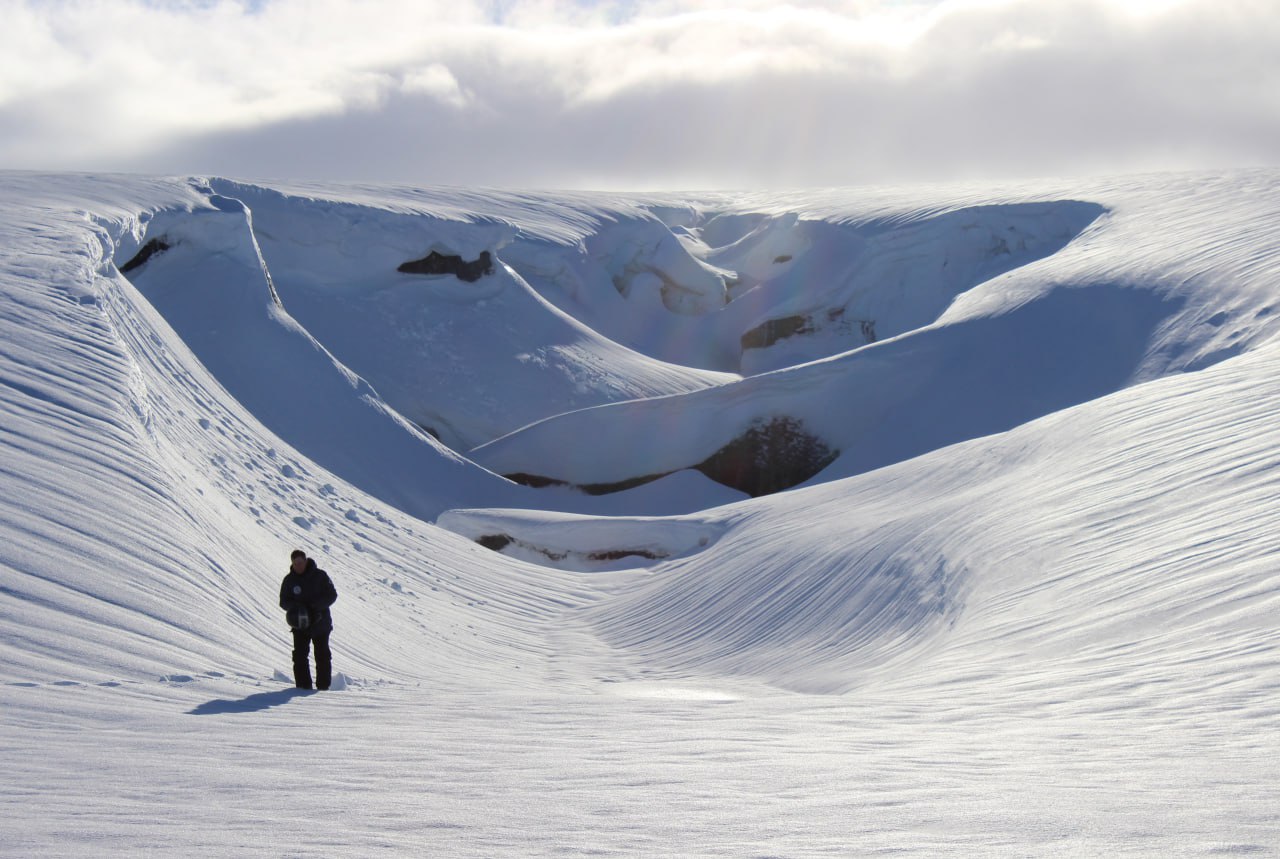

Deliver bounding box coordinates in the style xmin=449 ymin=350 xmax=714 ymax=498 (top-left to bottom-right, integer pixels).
xmin=188 ymin=687 xmax=315 ymax=715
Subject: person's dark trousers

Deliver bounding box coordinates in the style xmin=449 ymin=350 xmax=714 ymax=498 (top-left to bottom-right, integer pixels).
xmin=291 ymin=626 xmax=332 ymax=690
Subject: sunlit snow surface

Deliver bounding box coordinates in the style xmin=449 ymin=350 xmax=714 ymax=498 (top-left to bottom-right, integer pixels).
xmin=2 ymin=170 xmax=1279 ymax=855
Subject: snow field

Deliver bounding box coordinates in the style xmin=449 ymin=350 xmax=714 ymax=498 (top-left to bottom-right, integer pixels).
xmin=1 ymin=169 xmax=1279 ymax=855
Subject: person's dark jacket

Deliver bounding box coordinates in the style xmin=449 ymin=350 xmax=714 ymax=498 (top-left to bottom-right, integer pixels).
xmin=279 ymin=559 xmax=338 ymax=631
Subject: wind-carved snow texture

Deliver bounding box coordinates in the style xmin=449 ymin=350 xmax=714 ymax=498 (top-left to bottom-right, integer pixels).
xmin=4 ymin=170 xmax=1280 ymax=856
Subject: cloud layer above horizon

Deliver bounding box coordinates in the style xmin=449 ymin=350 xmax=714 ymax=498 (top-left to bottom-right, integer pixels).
xmin=3 ymin=0 xmax=1277 ymax=190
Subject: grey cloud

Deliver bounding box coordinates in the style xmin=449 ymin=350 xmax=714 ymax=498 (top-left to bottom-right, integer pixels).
xmin=5 ymin=0 xmax=1278 ymax=189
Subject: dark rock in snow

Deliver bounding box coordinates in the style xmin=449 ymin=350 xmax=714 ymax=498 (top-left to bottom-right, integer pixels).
xmin=120 ymin=238 xmax=171 ymax=274
xmin=473 ymin=532 xmax=666 ymax=565
xmin=504 ymin=472 xmax=571 ymax=489
xmin=587 ymin=548 xmax=663 ymax=562
xmin=476 ymin=534 xmax=512 ymax=552
xmin=741 ymin=308 xmax=876 ymax=353
xmin=579 ymin=474 xmax=665 ymax=495
xmin=398 ymin=250 xmax=494 ymax=282
xmin=693 ymin=416 xmax=837 ymax=497
xmin=502 ymin=416 xmax=837 ymax=499
xmin=741 ymin=314 xmax=811 ymax=351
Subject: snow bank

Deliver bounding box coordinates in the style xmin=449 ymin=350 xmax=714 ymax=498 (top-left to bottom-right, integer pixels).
xmin=437 ymin=505 xmax=726 ymax=572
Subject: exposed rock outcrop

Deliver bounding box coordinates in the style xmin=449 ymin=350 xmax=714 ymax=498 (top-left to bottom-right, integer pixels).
xmin=502 ymin=415 xmax=837 ymax=499
xmin=119 ymin=238 xmax=171 ymax=274
xmin=474 ymin=533 xmax=665 ymax=564
xmin=741 ymin=309 xmax=876 ymax=352
xmin=398 ymin=250 xmax=494 ymax=282
xmin=692 ymin=416 xmax=837 ymax=497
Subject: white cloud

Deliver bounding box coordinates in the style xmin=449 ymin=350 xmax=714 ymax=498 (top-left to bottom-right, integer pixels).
xmin=0 ymin=0 xmax=1277 ymax=189
xmin=400 ymin=64 xmax=469 ymax=108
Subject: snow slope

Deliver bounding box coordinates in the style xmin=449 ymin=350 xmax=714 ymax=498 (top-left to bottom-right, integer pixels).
xmin=2 ymin=169 xmax=1279 ymax=856
xmin=474 ymin=172 xmax=1280 ymax=492
xmin=209 ymin=179 xmax=737 ymax=451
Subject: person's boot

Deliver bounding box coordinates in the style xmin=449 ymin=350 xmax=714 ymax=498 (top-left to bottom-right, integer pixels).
xmin=315 ymin=636 xmax=332 ymax=691
xmin=292 ymin=650 xmax=313 ymax=690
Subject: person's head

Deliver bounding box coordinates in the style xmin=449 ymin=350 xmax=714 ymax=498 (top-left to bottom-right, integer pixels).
xmin=290 ymin=549 xmax=308 ymax=573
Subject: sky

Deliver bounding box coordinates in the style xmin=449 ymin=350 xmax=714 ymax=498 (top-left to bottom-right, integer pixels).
xmin=2 ymin=0 xmax=1278 ymax=190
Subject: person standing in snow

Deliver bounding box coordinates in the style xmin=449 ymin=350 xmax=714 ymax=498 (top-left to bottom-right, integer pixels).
xmin=279 ymin=549 xmax=338 ymax=691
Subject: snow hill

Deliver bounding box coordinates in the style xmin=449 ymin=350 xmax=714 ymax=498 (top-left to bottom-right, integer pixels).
xmin=3 ymin=169 xmax=1279 ymax=856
